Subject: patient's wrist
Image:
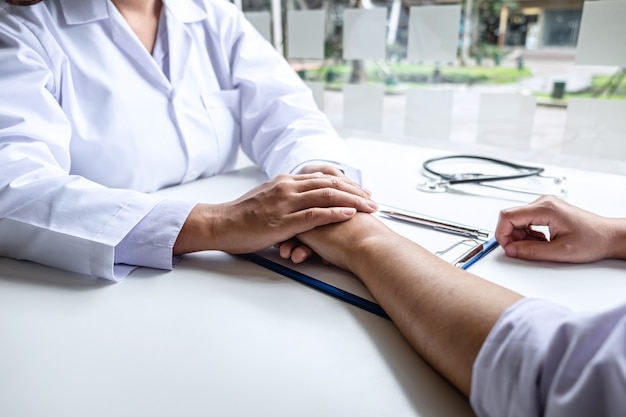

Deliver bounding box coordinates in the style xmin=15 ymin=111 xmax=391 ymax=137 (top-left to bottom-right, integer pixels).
xmin=607 ymin=218 xmax=626 ymax=260
xmin=344 ymin=215 xmax=404 ymax=274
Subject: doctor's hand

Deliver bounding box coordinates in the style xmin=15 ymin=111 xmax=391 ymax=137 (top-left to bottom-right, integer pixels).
xmin=495 ymin=195 xmax=626 ymax=263
xmin=277 ymin=164 xmax=371 ymax=264
xmin=173 ymin=172 xmax=377 ymax=256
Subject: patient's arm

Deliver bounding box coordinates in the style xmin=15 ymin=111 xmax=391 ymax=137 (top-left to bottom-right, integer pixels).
xmin=297 ymin=213 xmax=523 ymax=396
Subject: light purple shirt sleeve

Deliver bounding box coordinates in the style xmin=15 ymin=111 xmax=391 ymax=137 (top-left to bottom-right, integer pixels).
xmin=471 ymin=298 xmax=626 ymax=417
xmin=113 ymin=199 xmax=197 ymax=278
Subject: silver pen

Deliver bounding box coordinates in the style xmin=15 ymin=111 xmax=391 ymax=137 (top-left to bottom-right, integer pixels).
xmin=378 ymin=207 xmax=490 ymax=240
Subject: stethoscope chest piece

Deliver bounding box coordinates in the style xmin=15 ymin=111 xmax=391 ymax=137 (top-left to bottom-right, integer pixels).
xmin=416 ymin=179 xmax=450 ymax=193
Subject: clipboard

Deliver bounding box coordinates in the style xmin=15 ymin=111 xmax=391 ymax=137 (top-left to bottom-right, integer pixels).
xmin=242 ymin=210 xmax=498 ymax=319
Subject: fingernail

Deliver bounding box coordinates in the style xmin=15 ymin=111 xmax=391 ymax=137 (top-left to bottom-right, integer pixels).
xmin=367 ymin=200 xmax=378 ymax=211
xmin=505 ymin=245 xmax=517 ymax=257
xmin=342 ymin=207 xmax=357 ymax=216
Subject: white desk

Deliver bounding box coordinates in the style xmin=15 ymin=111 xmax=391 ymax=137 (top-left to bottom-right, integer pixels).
xmin=1 ymin=138 xmax=624 ymax=417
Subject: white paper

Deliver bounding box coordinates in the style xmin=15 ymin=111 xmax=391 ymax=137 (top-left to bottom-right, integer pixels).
xmin=244 ymin=11 xmax=272 ymax=43
xmin=407 ymin=5 xmax=461 ymax=63
xmin=404 ymin=89 xmax=454 ymax=140
xmin=576 ymin=1 xmax=626 ymax=66
xmin=342 ymin=84 xmax=384 ymax=132
xmin=477 ymin=93 xmax=536 ymax=149
xmin=287 ymin=10 xmax=325 ymax=59
xmin=562 ymin=98 xmax=626 ymax=160
xmin=342 ymin=8 xmax=387 ymax=60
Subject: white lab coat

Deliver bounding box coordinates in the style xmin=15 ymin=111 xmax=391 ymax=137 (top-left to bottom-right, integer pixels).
xmin=0 ymin=0 xmax=356 ymax=279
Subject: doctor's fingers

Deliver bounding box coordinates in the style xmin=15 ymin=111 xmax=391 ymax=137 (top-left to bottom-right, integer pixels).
xmin=291 ymin=187 xmax=378 ymax=214
xmin=292 ymin=172 xmax=371 ymax=198
xmin=279 ymin=207 xmax=358 ymax=239
xmin=296 ymin=165 xmax=371 ymax=192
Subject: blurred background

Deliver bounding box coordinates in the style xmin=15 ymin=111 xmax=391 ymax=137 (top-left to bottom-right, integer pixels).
xmin=236 ymin=0 xmax=626 ymax=175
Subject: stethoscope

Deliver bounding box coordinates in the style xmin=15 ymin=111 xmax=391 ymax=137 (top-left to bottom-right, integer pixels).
xmin=417 ymin=155 xmax=567 ymax=197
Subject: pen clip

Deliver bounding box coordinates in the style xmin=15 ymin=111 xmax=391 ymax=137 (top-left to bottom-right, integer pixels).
xmin=434 ymin=225 xmax=474 ymax=238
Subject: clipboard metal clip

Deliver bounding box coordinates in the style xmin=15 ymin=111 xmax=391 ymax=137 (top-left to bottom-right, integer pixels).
xmin=436 ymin=238 xmax=499 ymax=270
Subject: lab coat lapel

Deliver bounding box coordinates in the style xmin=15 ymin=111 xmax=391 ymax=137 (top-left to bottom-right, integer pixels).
xmin=59 ymin=0 xmax=108 ymax=24
xmin=164 ymin=11 xmax=192 ymax=91
xmin=161 ymin=0 xmax=208 ymax=93
xmin=107 ymin=3 xmax=171 ymax=91
xmin=60 ymin=0 xmax=170 ymax=90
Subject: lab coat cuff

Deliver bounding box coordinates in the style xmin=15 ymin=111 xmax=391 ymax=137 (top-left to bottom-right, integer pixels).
xmin=114 ymin=199 xmax=197 ymax=274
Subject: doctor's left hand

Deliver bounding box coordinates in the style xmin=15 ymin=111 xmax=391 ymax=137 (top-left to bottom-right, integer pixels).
xmin=172 ymin=168 xmax=377 ymax=257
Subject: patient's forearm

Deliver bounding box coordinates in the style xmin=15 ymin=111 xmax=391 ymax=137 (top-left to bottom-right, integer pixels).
xmin=353 ymin=233 xmax=521 ymax=395
xmin=299 ymin=214 xmax=523 ymax=396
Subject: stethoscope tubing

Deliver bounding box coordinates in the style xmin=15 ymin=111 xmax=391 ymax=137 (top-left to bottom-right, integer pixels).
xmin=421 ymin=155 xmax=545 ymax=185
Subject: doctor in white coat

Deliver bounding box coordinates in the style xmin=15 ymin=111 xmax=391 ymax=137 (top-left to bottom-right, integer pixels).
xmin=0 ymin=0 xmax=377 ymax=280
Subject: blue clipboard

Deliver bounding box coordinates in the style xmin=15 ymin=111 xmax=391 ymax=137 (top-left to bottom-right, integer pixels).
xmin=240 ymin=253 xmax=390 ymax=320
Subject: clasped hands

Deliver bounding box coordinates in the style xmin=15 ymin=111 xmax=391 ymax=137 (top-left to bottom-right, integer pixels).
xmin=173 ymin=164 xmax=377 ymax=258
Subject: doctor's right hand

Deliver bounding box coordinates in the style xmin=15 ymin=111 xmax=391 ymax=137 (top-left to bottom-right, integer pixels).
xmin=495 ymin=195 xmax=626 ymax=263
xmin=172 ymin=172 xmax=377 ymax=256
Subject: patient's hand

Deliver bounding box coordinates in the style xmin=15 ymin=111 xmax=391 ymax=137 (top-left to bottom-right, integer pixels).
xmin=297 ymin=213 xmax=397 ymax=273
xmin=496 ymin=195 xmax=625 ymax=263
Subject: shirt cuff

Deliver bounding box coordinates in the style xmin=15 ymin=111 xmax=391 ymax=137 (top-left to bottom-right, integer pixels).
xmin=114 ymin=199 xmax=197 ymax=272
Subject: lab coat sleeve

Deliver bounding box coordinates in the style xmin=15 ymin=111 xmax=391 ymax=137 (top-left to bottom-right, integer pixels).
xmin=470 ymin=298 xmax=626 ymax=417
xmin=0 ymin=13 xmax=164 ymax=280
xmin=221 ymin=4 xmax=360 ymax=180
xmin=114 ymin=199 xmax=197 ymax=271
